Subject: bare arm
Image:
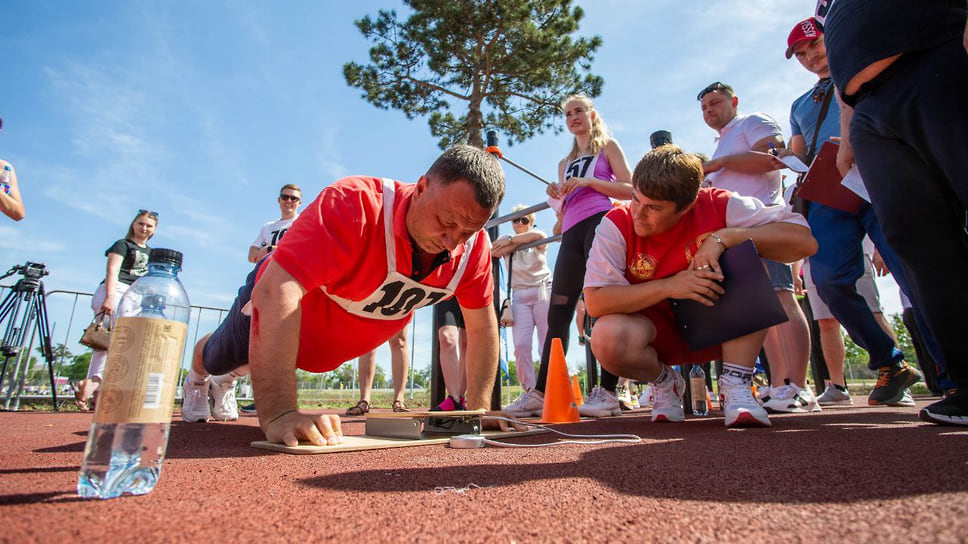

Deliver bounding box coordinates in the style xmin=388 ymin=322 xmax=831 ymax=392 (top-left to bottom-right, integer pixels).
xmin=0 ymin=161 xmax=25 ymax=221
xmin=705 ymin=222 xmax=817 ymax=265
xmin=703 ymin=135 xmax=787 ymax=175
xmin=100 ymin=253 xmax=124 ymax=315
xmin=836 ymin=95 xmax=856 ymax=176
xmin=788 ymin=134 xmax=807 ymax=161
xmin=459 ymin=303 xmax=499 ymax=411
xmin=249 ymin=260 xmax=341 ymax=446
xmin=490 ymin=230 xmax=545 ymax=258
xmin=247 ymin=246 xmax=262 ymax=263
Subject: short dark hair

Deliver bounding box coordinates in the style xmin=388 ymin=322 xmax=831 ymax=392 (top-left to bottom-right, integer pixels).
xmin=632 ymin=145 xmax=703 ymax=212
xmin=426 ymin=145 xmax=505 ymax=209
xmin=279 ymin=184 xmax=301 ymax=194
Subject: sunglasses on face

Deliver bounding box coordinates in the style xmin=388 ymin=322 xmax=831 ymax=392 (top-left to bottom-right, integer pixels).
xmin=279 ymin=194 xmax=301 ymax=202
xmin=512 ymin=217 xmax=531 ymax=225
xmin=138 ymin=209 xmax=159 ymax=219
xmin=697 ymin=82 xmax=727 ymax=101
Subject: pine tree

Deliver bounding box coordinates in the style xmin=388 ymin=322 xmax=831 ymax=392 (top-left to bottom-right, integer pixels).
xmin=343 ymin=0 xmax=603 ymax=148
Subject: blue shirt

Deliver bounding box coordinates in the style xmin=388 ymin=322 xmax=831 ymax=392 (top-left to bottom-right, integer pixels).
xmin=790 ymin=78 xmax=838 ymax=161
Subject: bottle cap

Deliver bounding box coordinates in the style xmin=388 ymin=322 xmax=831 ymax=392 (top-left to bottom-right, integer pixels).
xmin=149 ymin=248 xmax=183 ymax=267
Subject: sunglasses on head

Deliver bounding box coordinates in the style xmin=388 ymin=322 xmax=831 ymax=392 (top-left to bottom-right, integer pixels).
xmin=512 ymin=217 xmax=531 ymax=225
xmin=139 ymin=209 xmax=159 ymax=219
xmin=279 ymin=194 xmax=301 ymax=202
xmin=697 ymin=82 xmax=728 ymax=101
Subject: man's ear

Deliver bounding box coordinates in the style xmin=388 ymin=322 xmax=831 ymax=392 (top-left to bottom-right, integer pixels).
xmin=414 ymin=175 xmax=429 ymax=197
xmin=731 ymin=96 xmax=739 ymax=108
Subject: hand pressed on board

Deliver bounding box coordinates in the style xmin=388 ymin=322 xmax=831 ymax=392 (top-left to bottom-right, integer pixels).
xmin=664 ymin=268 xmax=725 ymax=307
xmin=482 ymin=411 xmax=530 ymax=432
xmin=263 ymin=410 xmax=343 ymax=447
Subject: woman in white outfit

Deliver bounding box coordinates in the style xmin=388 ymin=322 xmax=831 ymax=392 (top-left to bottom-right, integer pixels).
xmin=491 ymin=205 xmax=552 ymax=392
xmin=75 ymin=210 xmax=157 ymax=410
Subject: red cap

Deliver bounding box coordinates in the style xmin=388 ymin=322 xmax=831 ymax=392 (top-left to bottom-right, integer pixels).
xmin=785 ymin=18 xmax=821 ymax=59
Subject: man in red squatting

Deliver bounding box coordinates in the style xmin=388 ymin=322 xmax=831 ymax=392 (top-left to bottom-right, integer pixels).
xmin=583 ymin=145 xmax=817 ymax=428
xmin=182 ymin=145 xmax=516 ymax=446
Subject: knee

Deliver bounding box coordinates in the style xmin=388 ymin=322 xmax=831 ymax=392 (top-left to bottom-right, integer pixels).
xmin=588 ymin=319 xmax=626 ymax=365
xmin=192 ymin=333 xmax=212 ymax=372
xmin=438 ymin=327 xmax=458 ymax=349
xmin=389 ymin=335 xmax=407 ymax=351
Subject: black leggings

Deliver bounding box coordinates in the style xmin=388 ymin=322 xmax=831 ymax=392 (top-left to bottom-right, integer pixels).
xmin=535 ymin=211 xmax=618 ymax=393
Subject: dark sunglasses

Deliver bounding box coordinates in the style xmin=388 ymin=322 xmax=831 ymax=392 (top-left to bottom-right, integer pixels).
xmin=512 ymin=217 xmax=531 ymax=225
xmin=697 ymin=81 xmax=728 ymax=101
xmin=138 ymin=209 xmax=159 ymax=219
xmin=279 ymin=194 xmax=301 ymax=202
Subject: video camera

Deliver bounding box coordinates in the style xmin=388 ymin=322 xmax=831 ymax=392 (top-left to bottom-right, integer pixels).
xmin=6 ymin=262 xmax=49 ymax=283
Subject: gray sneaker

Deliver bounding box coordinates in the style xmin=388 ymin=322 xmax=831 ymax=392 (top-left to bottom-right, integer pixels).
xmin=817 ymin=384 xmax=853 ymax=406
xmin=504 ymin=389 xmax=544 ymax=417
xmin=579 ymin=386 xmax=622 ymax=417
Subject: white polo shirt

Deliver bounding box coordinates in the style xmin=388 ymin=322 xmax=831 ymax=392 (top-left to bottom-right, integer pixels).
xmin=706 ymin=113 xmax=784 ymax=206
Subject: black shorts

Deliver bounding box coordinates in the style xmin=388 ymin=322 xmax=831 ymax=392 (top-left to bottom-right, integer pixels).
xmin=434 ymin=297 xmax=465 ymax=329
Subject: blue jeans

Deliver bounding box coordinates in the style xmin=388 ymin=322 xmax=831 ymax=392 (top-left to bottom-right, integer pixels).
xmin=849 ymin=38 xmax=968 ymax=385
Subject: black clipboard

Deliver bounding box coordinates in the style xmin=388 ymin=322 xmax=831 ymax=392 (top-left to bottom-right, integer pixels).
xmin=669 ymin=240 xmax=788 ymax=351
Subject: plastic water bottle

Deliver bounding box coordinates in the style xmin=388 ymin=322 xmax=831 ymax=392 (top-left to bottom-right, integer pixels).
xmin=689 ymin=365 xmax=708 ymax=416
xmin=78 ymin=249 xmax=190 ymax=499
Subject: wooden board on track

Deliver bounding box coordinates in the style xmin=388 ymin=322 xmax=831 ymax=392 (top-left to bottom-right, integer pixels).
xmin=251 ymin=428 xmax=546 ymax=455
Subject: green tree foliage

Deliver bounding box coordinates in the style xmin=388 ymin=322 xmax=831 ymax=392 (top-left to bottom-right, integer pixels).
xmin=61 ymin=351 xmax=92 ymax=382
xmin=344 ymin=0 xmax=603 ymax=148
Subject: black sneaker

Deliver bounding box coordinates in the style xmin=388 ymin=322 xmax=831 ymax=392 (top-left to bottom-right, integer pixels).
xmin=239 ymin=402 xmax=257 ymax=414
xmin=868 ymin=362 xmax=922 ymax=406
xmin=919 ymin=389 xmax=968 ymax=426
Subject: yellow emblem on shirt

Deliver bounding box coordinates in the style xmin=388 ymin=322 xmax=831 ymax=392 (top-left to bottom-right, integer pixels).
xmin=629 ymin=253 xmax=657 ymax=280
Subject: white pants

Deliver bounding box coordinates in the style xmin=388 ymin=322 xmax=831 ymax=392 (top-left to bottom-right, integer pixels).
xmin=510 ymin=283 xmax=550 ymax=391
xmin=86 ymin=281 xmax=130 ymax=380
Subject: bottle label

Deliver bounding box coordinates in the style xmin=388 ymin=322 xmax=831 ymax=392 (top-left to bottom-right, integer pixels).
xmin=93 ymin=316 xmax=188 ymax=424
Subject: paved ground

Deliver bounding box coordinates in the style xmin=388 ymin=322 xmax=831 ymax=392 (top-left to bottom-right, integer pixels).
xmin=1 ymin=398 xmax=967 ymax=543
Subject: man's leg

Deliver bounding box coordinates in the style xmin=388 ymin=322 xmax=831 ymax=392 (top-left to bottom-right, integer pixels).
xmin=347 ymin=350 xmax=375 ymax=415
xmin=389 ymin=328 xmax=409 ymax=408
xmin=719 ymin=329 xmax=772 ymax=427
xmin=761 ymin=261 xmax=815 ymax=413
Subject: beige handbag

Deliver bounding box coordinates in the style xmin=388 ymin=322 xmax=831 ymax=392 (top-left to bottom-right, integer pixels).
xmin=79 ymin=313 xmax=111 ymax=351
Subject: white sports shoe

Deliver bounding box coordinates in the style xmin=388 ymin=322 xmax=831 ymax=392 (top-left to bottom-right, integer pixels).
xmin=889 ymin=388 xmax=916 ymax=407
xmin=210 ymin=374 xmax=239 ymax=421
xmin=504 ymin=389 xmax=544 ymax=417
xmin=181 ymin=374 xmax=211 ymax=422
xmin=755 ymin=385 xmax=774 ymax=406
xmin=651 ymin=371 xmax=686 ymax=423
xmin=579 ymin=386 xmax=622 ymax=417
xmin=817 ymin=384 xmax=854 ymax=406
xmin=762 ymin=381 xmax=821 ymax=413
xmin=616 ymin=385 xmax=640 ymax=411
xmin=720 ymin=374 xmax=771 ymax=427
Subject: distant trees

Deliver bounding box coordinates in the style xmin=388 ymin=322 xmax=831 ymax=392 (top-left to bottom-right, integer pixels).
xmin=344 ymin=0 xmax=603 ymax=148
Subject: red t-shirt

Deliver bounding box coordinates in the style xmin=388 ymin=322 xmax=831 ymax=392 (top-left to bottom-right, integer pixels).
xmin=267 ymin=176 xmax=494 ymax=372
xmin=608 ymin=188 xmax=731 ymax=364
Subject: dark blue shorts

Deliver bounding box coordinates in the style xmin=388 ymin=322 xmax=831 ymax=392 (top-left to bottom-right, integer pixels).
xmin=202 ymin=263 xmax=258 ymax=376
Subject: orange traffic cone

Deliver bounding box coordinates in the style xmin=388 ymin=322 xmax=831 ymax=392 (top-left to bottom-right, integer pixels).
xmin=571 ymin=375 xmax=584 ymax=407
xmin=540 ymin=338 xmax=580 ymax=423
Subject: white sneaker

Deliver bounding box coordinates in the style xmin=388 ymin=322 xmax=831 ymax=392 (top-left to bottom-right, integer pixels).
xmin=182 ymin=374 xmax=211 ymax=422
xmin=755 ymin=385 xmax=774 ymax=406
xmin=720 ymin=374 xmax=771 ymax=427
xmin=651 ymin=371 xmax=686 ymax=423
xmin=579 ymin=386 xmax=622 ymax=417
xmin=210 ymin=374 xmax=239 ymax=421
xmin=640 ymin=385 xmax=655 ymax=407
xmin=889 ymin=389 xmax=916 ymax=407
xmin=762 ymin=381 xmax=820 ymax=413
xmin=817 ymin=384 xmax=854 ymax=406
xmin=616 ymin=385 xmax=640 ymax=411
xmin=504 ymin=389 xmax=544 ymax=417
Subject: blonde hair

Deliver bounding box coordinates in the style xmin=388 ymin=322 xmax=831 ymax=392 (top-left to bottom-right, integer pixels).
xmin=561 ymin=94 xmax=610 ymax=162
xmin=511 ymin=204 xmax=535 ymax=226
xmin=125 ymin=210 xmax=158 ymax=241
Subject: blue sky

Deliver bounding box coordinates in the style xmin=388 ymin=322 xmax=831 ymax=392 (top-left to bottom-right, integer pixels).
xmin=2 ymin=0 xmax=902 ymax=378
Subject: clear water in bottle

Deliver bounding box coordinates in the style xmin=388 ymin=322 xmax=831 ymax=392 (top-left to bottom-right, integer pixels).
xmin=78 ymin=249 xmax=190 ymax=499
xmin=689 ymin=365 xmax=708 ymax=416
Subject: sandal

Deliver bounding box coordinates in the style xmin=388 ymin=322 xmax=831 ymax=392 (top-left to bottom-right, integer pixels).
xmin=392 ymin=400 xmax=408 ymax=412
xmin=345 ymin=399 xmax=370 ymax=416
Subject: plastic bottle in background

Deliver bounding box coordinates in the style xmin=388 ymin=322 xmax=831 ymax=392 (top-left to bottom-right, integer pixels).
xmin=1 ymin=165 xmax=11 ymax=194
xmin=77 ymin=248 xmax=190 ymax=499
xmin=689 ymin=365 xmax=708 ymax=416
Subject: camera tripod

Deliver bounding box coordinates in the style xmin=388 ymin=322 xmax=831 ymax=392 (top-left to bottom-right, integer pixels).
xmin=0 ymin=262 xmax=57 ymax=410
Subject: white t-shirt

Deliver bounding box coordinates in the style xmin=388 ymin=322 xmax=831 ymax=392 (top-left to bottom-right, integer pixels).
xmin=706 ymin=113 xmax=784 ymax=206
xmin=505 ymin=229 xmax=552 ymax=289
xmin=250 ymin=215 xmax=299 ymax=250
xmin=584 ymin=192 xmax=809 ymax=289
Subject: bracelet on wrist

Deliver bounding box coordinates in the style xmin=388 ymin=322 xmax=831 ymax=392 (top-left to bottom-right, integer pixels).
xmin=709 ymin=233 xmax=727 ymax=249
